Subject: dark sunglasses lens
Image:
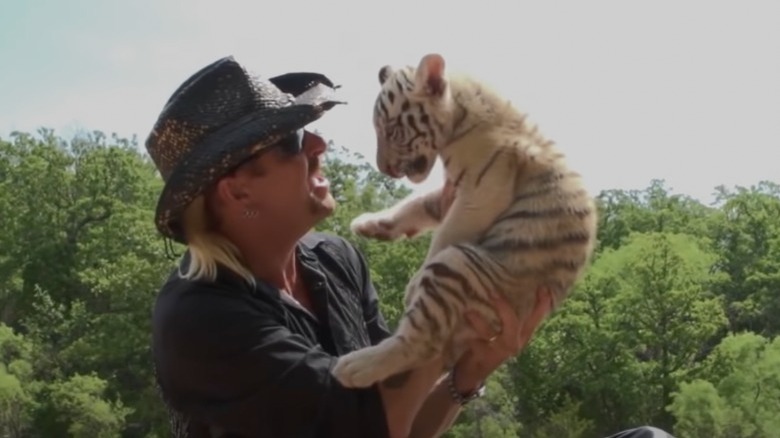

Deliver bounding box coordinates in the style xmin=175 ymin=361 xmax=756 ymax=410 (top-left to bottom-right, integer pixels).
xmin=278 ymin=129 xmax=305 ymax=155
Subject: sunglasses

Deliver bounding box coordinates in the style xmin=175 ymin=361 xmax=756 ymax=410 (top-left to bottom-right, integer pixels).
xmin=228 ymin=129 xmax=306 ymax=176
xmin=274 ymin=129 xmax=306 ymax=156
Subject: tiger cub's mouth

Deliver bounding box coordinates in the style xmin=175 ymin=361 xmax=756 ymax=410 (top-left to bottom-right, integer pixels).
xmin=405 ymin=156 xmax=429 ymax=176
xmin=382 ymin=156 xmax=430 ymax=181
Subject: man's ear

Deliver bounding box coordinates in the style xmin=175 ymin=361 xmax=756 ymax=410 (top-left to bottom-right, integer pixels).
xmin=214 ymin=176 xmax=248 ymax=206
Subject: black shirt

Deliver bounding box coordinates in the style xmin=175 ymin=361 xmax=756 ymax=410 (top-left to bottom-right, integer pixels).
xmin=152 ymin=232 xmax=393 ymax=437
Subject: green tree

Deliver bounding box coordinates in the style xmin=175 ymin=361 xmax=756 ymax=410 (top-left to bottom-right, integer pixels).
xmin=668 ymin=332 xmax=780 ymax=438
xmin=0 ymin=323 xmax=37 ymax=437
xmin=595 ymin=179 xmax=714 ymax=250
xmin=709 ymin=182 xmax=780 ymax=335
xmin=3 ymin=127 xmax=779 ymax=437
xmin=510 ymin=231 xmax=728 ymax=435
xmin=35 ymin=373 xmax=133 ymax=438
xmin=0 ymin=129 xmax=172 ymax=436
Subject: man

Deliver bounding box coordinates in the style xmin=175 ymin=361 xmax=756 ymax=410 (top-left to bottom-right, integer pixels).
xmin=147 ymin=56 xmax=673 ymax=438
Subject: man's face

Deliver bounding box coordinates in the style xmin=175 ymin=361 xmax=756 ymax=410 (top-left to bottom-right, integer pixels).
xmin=214 ymin=130 xmax=336 ymax=238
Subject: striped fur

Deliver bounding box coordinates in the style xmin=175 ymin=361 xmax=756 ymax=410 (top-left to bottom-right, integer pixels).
xmin=332 ymin=53 xmax=598 ymax=388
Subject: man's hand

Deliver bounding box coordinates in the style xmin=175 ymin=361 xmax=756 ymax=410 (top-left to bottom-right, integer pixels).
xmin=404 ymin=284 xmax=553 ymax=438
xmin=453 ymin=287 xmax=554 ymax=393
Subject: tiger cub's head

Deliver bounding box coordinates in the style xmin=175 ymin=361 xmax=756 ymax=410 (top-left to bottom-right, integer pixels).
xmin=372 ymin=53 xmax=457 ymax=184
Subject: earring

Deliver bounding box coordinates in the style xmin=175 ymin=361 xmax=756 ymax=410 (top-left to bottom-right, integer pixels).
xmin=242 ymin=209 xmax=259 ymax=219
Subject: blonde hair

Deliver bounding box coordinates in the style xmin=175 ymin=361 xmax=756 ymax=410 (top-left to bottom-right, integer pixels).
xmin=178 ymin=195 xmax=256 ymax=286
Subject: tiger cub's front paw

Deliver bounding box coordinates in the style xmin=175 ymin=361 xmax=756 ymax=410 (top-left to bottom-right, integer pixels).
xmin=350 ymin=212 xmax=417 ymax=241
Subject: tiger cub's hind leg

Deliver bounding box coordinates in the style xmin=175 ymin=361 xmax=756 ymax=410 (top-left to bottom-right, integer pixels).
xmin=331 ymin=244 xmax=506 ymax=388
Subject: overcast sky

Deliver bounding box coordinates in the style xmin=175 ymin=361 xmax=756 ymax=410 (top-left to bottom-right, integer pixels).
xmin=2 ymin=0 xmax=777 ymax=203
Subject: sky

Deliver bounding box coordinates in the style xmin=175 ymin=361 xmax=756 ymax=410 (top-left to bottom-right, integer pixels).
xmin=1 ymin=0 xmax=778 ymax=204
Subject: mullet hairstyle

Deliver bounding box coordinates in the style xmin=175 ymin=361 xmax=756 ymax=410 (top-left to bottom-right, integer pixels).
xmin=178 ymin=195 xmax=256 ymax=286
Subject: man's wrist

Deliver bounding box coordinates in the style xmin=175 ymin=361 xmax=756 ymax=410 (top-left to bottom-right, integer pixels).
xmin=447 ymin=364 xmax=486 ymax=406
xmin=452 ymin=358 xmax=487 ymax=394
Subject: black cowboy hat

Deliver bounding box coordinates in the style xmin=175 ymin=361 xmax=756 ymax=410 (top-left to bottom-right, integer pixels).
xmin=145 ymin=55 xmax=344 ymax=244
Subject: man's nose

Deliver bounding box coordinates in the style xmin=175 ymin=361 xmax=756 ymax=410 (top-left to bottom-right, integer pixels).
xmin=303 ymin=130 xmax=327 ymax=156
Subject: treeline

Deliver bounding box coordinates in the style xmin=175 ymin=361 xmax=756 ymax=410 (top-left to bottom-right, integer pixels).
xmin=0 ymin=129 xmax=778 ymax=438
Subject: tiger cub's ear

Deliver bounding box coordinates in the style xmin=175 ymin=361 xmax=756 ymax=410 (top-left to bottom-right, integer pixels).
xmin=415 ymin=53 xmax=447 ymax=97
xmin=378 ymin=65 xmax=394 ymax=85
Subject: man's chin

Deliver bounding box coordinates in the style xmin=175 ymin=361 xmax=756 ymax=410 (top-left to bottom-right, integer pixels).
xmin=309 ymin=192 xmax=337 ymax=219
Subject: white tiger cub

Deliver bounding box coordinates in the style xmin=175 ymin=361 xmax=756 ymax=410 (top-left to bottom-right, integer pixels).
xmin=331 ymin=53 xmax=598 ymax=388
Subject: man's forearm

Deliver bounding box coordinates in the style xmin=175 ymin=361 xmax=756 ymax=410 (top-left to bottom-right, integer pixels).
xmin=408 ymin=365 xmax=485 ymax=438
xmin=378 ymin=361 xmax=448 ymax=438
xmin=408 ymin=373 xmax=462 ymax=438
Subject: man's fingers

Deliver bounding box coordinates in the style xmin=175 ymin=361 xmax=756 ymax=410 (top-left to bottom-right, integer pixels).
xmin=464 ymin=310 xmax=496 ymax=340
xmin=489 ymin=291 xmax=519 ymax=336
xmin=464 ymin=288 xmax=553 ymax=354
